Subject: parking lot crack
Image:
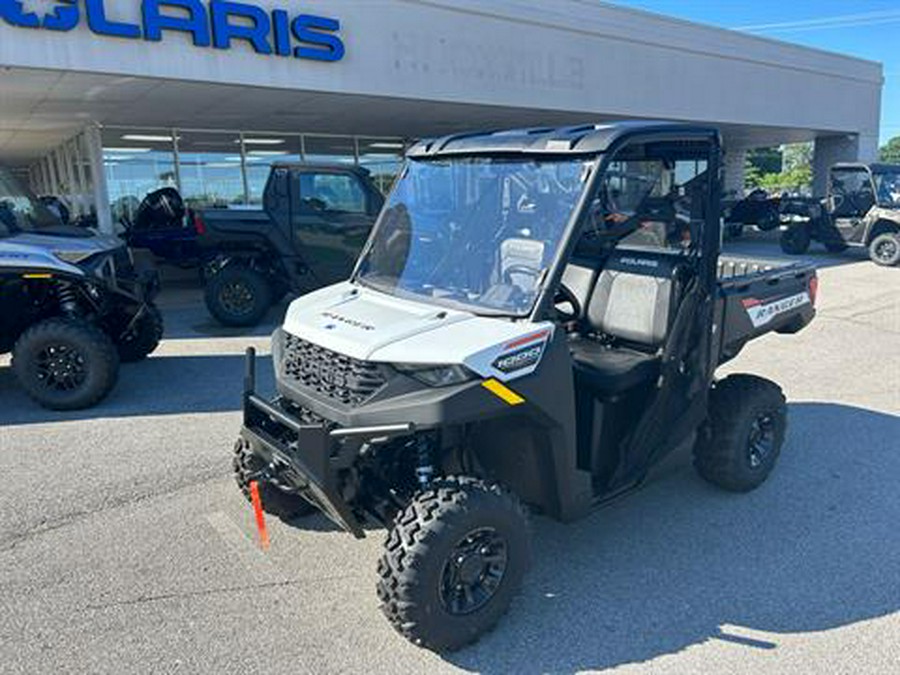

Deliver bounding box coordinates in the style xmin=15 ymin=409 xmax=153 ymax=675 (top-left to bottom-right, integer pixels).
xmin=80 ymin=574 xmax=355 ymax=612
xmin=0 ymin=467 xmax=227 ymax=554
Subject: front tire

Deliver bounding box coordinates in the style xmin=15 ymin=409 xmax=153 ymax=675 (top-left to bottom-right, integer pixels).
xmin=694 ymin=374 xmax=787 ymax=492
xmin=780 ymin=226 xmax=811 ymax=255
xmin=12 ymin=318 xmax=119 ymax=410
xmin=376 ymin=476 xmax=531 ymax=651
xmin=868 ymin=232 xmax=900 ymax=267
xmin=205 ymin=265 xmax=273 ymax=327
xmin=232 ymin=437 xmax=317 ymax=520
xmin=116 ymin=303 xmax=164 ymax=362
xmin=756 ymin=206 xmax=780 ymax=232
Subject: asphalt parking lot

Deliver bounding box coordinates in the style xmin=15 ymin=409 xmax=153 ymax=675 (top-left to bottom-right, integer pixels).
xmin=1 ymin=232 xmax=898 ymax=674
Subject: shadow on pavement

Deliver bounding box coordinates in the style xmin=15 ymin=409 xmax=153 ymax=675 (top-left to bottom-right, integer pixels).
xmin=445 ymin=402 xmax=900 ymax=672
xmin=0 ymin=352 xmax=274 ymax=426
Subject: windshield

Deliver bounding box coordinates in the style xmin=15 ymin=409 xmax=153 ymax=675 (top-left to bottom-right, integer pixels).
xmin=0 ymin=167 xmax=62 ymax=238
xmin=355 ymin=156 xmax=593 ymax=316
xmin=873 ymin=170 xmax=900 ymax=207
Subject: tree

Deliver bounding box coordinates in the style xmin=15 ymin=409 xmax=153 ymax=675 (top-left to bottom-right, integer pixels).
xmin=744 ymin=143 xmax=812 ymax=193
xmin=783 ymin=142 xmax=813 ymax=173
xmin=879 ymin=136 xmax=900 ymax=164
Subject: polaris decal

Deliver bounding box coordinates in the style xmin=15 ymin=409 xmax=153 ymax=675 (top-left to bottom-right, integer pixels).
xmin=1 ymin=1 xmax=345 ymax=63
xmin=743 ymin=292 xmax=811 ymax=328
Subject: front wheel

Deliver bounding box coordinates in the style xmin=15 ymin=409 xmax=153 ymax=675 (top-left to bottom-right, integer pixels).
xmin=12 ymin=318 xmax=119 ymax=410
xmin=868 ymin=232 xmax=900 ymax=267
xmin=694 ymin=374 xmax=787 ymax=492
xmin=377 ymin=476 xmax=531 ymax=651
xmin=205 ymin=265 xmax=273 ymax=327
xmin=780 ymin=226 xmax=811 ymax=255
xmin=756 ymin=207 xmax=780 ymax=232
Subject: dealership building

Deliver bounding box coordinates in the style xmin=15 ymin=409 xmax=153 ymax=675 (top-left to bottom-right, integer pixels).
xmin=0 ymin=0 xmax=885 ymax=232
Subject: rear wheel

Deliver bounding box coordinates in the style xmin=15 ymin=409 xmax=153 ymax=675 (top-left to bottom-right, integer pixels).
xmin=868 ymin=232 xmax=900 ymax=267
xmin=205 ymin=265 xmax=273 ymax=327
xmin=116 ymin=303 xmax=164 ymax=362
xmin=780 ymin=226 xmax=811 ymax=255
xmin=232 ymin=437 xmax=317 ymax=520
xmin=694 ymin=374 xmax=787 ymax=492
xmin=377 ymin=476 xmax=531 ymax=651
xmin=12 ymin=318 xmax=119 ymax=410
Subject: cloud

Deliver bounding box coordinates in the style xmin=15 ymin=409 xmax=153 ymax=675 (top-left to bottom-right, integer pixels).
xmin=734 ymin=9 xmax=900 ymax=33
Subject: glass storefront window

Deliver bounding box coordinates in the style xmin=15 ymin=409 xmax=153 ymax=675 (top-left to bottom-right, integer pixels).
xmin=244 ymin=134 xmax=302 ymax=205
xmin=304 ymin=135 xmax=357 ymax=166
xmin=176 ymin=131 xmax=246 ymax=208
xmin=102 ymin=128 xmax=177 ymax=226
xmin=100 ymin=128 xmax=408 ymax=219
xmin=358 ymin=138 xmax=405 ymax=194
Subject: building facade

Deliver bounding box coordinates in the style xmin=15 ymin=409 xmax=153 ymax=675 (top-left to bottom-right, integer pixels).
xmin=0 ymin=0 xmax=884 ymax=231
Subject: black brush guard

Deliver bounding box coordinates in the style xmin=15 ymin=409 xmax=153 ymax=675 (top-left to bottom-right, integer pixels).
xmin=241 ymin=347 xmax=415 ymax=538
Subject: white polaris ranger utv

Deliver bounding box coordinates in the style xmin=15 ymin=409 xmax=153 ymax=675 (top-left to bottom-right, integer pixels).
xmin=234 ymin=123 xmax=817 ymax=650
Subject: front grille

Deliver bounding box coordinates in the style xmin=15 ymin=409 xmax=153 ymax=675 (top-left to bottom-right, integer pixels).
xmin=282 ymin=333 xmax=388 ymax=407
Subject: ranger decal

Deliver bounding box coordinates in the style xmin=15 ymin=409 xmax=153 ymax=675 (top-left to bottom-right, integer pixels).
xmin=743 ymin=292 xmax=811 ymax=328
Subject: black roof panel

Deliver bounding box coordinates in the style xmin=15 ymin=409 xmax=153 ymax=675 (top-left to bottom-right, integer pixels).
xmin=407 ymin=121 xmax=720 ymax=158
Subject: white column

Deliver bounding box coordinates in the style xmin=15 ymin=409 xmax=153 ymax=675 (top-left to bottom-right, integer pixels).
xmin=84 ymin=126 xmax=113 ymax=234
xmin=73 ymin=133 xmax=90 ymax=217
xmin=813 ymin=134 xmax=861 ymax=196
xmin=723 ymin=147 xmax=747 ymax=198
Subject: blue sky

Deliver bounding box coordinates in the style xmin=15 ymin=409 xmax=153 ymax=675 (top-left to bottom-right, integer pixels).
xmin=608 ymin=1 xmax=899 ymax=146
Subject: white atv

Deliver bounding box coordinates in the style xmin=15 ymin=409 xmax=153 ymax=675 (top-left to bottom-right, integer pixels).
xmin=234 ymin=123 xmax=816 ymax=650
xmin=1 ymin=170 xmax=162 ymax=410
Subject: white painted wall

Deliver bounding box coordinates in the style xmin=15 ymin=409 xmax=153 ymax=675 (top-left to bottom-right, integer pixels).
xmin=0 ymin=0 xmax=883 ymax=141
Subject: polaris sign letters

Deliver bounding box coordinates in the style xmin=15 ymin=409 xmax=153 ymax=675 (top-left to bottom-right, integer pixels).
xmin=1 ymin=1 xmax=345 ymax=62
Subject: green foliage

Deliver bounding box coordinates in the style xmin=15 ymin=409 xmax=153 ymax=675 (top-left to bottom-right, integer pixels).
xmin=744 ymin=143 xmax=812 ymax=192
xmin=879 ymin=137 xmax=900 ymax=164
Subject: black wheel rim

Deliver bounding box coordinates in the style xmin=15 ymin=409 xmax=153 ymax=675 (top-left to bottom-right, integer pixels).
xmin=875 ymin=238 xmax=898 ymax=263
xmin=220 ymin=281 xmax=255 ymax=316
xmin=439 ymin=527 xmax=508 ymax=616
xmin=35 ymin=343 xmax=87 ymax=391
xmin=747 ymin=413 xmax=776 ymax=469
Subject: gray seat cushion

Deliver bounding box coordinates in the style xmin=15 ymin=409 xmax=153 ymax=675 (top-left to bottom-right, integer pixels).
xmin=585 ymin=253 xmax=675 ymax=349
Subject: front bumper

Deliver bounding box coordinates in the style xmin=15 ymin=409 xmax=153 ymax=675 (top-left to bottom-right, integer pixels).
xmin=240 ymin=348 xmax=415 ymax=538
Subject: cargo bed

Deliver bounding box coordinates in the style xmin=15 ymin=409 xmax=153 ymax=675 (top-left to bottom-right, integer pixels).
xmin=714 ymin=255 xmax=817 ymax=364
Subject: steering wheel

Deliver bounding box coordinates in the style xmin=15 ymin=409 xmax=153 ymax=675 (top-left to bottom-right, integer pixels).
xmin=502 ymin=264 xmax=541 ymax=286
xmin=553 ymin=281 xmax=581 ymax=323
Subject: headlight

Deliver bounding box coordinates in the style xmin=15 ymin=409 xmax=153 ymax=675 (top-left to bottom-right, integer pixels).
xmin=393 ymin=363 xmax=474 ymax=387
xmin=53 ymin=250 xmax=95 ymax=265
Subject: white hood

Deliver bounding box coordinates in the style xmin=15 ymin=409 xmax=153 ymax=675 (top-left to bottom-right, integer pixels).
xmin=282 ymin=282 xmax=555 ymax=381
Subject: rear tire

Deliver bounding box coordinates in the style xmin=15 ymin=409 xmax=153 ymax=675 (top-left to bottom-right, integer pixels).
xmin=116 ymin=303 xmax=164 ymax=363
xmin=205 ymin=265 xmax=273 ymax=327
xmin=694 ymin=374 xmax=787 ymax=492
xmin=868 ymin=232 xmax=900 ymax=267
xmin=780 ymin=226 xmax=811 ymax=255
xmin=12 ymin=318 xmax=119 ymax=410
xmin=376 ymin=476 xmax=531 ymax=651
xmin=232 ymin=437 xmax=317 ymax=520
